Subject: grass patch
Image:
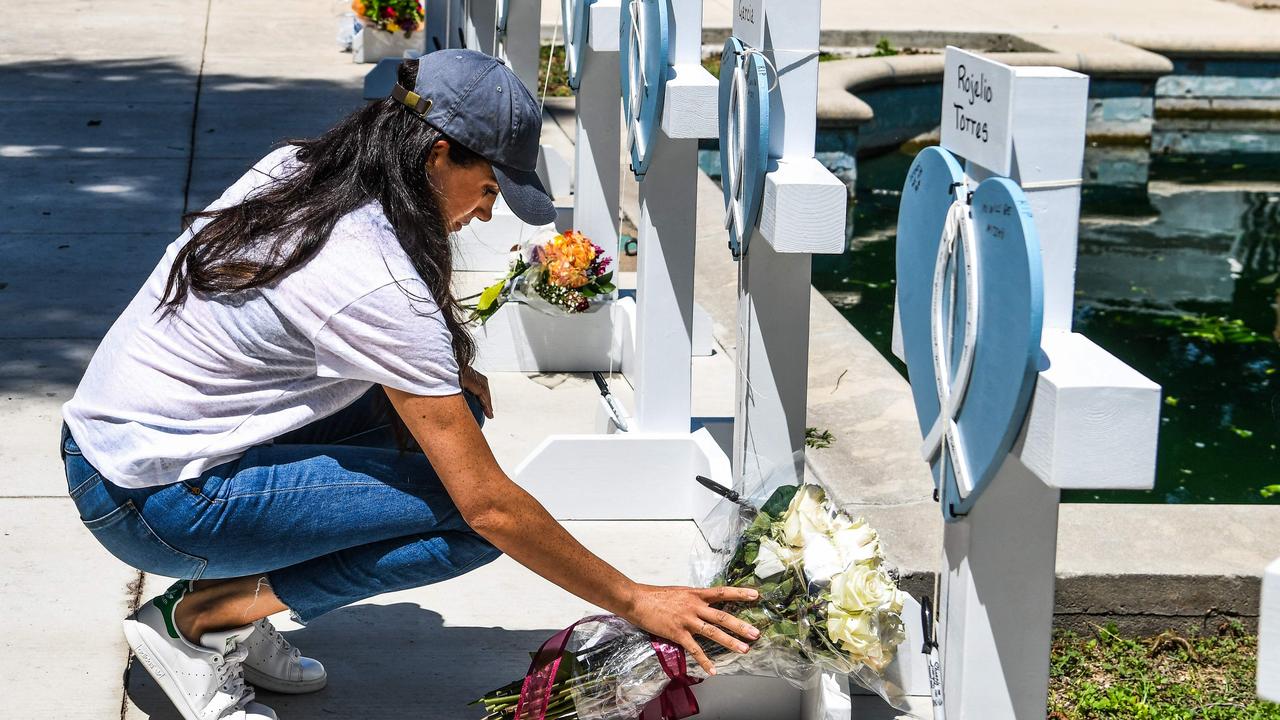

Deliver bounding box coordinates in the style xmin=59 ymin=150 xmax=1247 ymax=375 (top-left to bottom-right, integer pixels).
xmin=1049 ymin=623 xmax=1280 ymax=719
xmin=537 ymin=44 xmax=573 ymax=97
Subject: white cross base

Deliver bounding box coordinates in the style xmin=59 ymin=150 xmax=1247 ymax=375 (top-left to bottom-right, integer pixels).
xmin=1258 ymin=558 xmax=1280 ymax=702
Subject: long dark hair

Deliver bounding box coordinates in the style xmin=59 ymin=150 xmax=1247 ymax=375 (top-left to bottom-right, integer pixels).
xmin=160 ymin=59 xmax=477 ymax=370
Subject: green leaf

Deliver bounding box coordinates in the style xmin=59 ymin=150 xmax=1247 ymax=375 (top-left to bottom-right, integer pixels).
xmin=1164 ymin=396 xmax=1179 ymax=408
xmin=769 ymin=620 xmax=802 ymax=638
xmin=744 ymin=512 xmax=773 ymax=539
xmin=580 ymin=286 xmax=597 ymax=298
xmin=805 ymin=427 xmax=835 ymax=449
xmin=596 ymin=282 xmax=617 ymax=294
xmin=777 ymin=577 xmax=795 ymax=598
xmin=760 ymin=485 xmax=799 ymax=517
xmin=1261 ymin=485 xmax=1280 ymax=499
xmin=597 ymin=271 xmax=613 ymax=285
xmin=476 ymin=279 xmax=506 ymax=312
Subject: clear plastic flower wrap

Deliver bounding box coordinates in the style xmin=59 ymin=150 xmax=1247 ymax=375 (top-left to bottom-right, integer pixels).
xmin=473 ymin=463 xmax=912 ymax=719
xmin=468 ymin=229 xmax=616 ymax=324
xmin=687 ymin=464 xmax=913 ymax=709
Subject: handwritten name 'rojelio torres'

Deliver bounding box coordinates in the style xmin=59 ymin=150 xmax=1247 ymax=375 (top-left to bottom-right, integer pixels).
xmin=952 ymin=64 xmax=993 ymax=143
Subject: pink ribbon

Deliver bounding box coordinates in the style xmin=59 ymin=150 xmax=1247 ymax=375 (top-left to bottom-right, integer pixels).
xmin=514 ymin=614 xmax=612 ymax=720
xmin=638 ymin=637 xmax=703 ymax=720
xmin=513 ymin=618 xmax=704 ymax=720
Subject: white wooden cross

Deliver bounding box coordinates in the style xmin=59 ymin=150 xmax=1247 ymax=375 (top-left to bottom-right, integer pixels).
xmin=727 ymin=0 xmax=846 ymax=490
xmin=894 ymin=48 xmax=1162 ymax=719
xmin=627 ymin=0 xmax=718 ymax=432
xmin=568 ymin=0 xmax=622 ymax=262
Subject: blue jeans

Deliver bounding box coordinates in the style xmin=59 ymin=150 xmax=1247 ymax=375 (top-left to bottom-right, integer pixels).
xmin=63 ymin=387 xmax=502 ymax=623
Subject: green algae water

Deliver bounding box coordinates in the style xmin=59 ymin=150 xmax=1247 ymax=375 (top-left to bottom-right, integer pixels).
xmin=808 ymin=146 xmax=1280 ymax=504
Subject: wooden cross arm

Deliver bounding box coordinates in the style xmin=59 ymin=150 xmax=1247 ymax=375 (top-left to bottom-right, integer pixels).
xmin=1015 ymin=329 xmax=1161 ymax=490
xmin=589 ymin=0 xmax=620 ymax=52
xmin=759 ymin=157 xmax=847 ymax=255
xmin=660 ymin=64 xmax=719 ymax=139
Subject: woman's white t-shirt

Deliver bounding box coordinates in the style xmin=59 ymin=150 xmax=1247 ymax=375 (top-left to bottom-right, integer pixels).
xmin=63 ymin=146 xmax=463 ymax=489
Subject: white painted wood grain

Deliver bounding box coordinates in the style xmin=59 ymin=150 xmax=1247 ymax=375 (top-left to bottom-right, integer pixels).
xmin=587 ymin=0 xmax=619 ymax=52
xmin=538 ymin=143 xmax=574 ymax=199
xmin=942 ymin=456 xmax=1060 ymax=719
xmin=660 ymin=63 xmax=719 ymax=139
xmin=1259 ymin=558 xmax=1280 ymax=701
xmin=502 ymin=0 xmax=543 ymax=94
xmin=511 ymin=429 xmax=730 ymax=522
xmin=1017 ymin=329 xmax=1161 ymax=490
xmin=572 ymin=40 xmax=621 ymax=253
xmin=470 ymin=296 xmax=632 ymax=372
xmin=633 ymin=133 xmax=699 ymax=432
xmin=758 ymin=157 xmax=847 ymax=254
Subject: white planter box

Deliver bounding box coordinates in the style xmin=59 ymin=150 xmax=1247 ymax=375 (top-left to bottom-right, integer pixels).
xmin=353 ymin=26 xmax=424 ymax=64
xmin=472 ymin=297 xmax=632 ymax=373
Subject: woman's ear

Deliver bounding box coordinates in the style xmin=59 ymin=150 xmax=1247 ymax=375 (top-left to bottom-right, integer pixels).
xmin=426 ymin=139 xmax=450 ymax=171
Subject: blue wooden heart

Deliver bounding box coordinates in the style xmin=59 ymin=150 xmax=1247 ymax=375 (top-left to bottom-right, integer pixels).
xmin=562 ymin=0 xmax=591 ymax=91
xmin=896 ymin=147 xmax=1044 ymax=520
xmin=619 ymin=0 xmax=668 ymax=180
xmin=717 ymin=37 xmax=770 ymax=259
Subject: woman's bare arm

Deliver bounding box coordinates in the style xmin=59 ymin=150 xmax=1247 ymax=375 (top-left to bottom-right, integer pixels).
xmin=384 ymin=387 xmax=760 ymax=673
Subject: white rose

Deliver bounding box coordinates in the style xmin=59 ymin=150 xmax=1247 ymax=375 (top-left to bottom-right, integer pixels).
xmin=825 ymin=604 xmax=876 ymax=656
xmin=886 ymin=588 xmax=906 ymax=616
xmin=830 ymin=514 xmax=857 ymax=533
xmin=780 ymin=485 xmax=833 ymax=547
xmin=754 ymin=537 xmax=797 ymax=580
xmin=878 ymin=608 xmax=907 ymax=646
xmin=801 ymin=533 xmax=844 ymax=585
xmin=832 ymin=522 xmax=880 ymax=566
xmin=825 ymin=604 xmax=897 ymax=672
xmin=830 ymin=565 xmax=897 ymax=613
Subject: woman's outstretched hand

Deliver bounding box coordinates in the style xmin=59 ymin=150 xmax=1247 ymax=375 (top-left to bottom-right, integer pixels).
xmin=622 ymin=584 xmax=762 ymax=675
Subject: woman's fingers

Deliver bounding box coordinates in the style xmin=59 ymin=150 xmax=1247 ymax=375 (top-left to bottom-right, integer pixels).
xmin=698 ymin=585 xmax=759 ymax=605
xmin=692 ymin=617 xmax=751 ymax=655
xmin=698 ymin=605 xmax=760 ymax=643
xmin=679 ymin=632 xmax=717 ymax=675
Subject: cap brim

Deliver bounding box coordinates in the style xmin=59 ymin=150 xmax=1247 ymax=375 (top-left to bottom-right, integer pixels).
xmin=493 ymin=163 xmax=557 ymax=226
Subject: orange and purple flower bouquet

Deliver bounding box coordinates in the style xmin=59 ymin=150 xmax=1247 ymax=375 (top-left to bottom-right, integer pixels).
xmin=469 ymin=229 xmax=616 ymax=324
xmin=351 ymin=0 xmax=425 ymax=37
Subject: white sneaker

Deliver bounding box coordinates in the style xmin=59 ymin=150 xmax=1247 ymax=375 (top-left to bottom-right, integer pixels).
xmin=123 ymin=583 xmax=277 ymax=720
xmin=241 ymin=618 xmax=327 ymax=694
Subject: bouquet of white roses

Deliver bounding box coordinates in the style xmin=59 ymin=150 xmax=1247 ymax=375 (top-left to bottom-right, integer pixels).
xmin=472 ymin=482 xmax=909 ymax=719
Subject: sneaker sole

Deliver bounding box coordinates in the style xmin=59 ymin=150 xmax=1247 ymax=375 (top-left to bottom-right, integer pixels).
xmin=122 ymin=616 xmax=205 ymax=720
xmin=242 ymin=665 xmax=327 ymax=695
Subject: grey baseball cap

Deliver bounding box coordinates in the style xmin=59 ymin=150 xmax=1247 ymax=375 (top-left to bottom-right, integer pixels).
xmin=392 ymin=49 xmax=555 ymax=226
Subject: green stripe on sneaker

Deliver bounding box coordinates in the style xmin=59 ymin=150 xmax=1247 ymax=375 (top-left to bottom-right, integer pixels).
xmin=151 ymin=581 xmax=188 ymax=640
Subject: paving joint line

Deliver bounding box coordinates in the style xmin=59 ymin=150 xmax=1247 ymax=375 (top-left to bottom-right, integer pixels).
xmin=115 ymin=5 xmax=211 ymax=714
xmin=118 ymin=570 xmax=146 ymax=720
xmin=179 ymin=0 xmax=215 ymax=223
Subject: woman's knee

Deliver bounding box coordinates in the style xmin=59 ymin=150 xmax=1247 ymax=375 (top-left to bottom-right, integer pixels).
xmin=456 ymin=531 xmax=503 ymax=572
